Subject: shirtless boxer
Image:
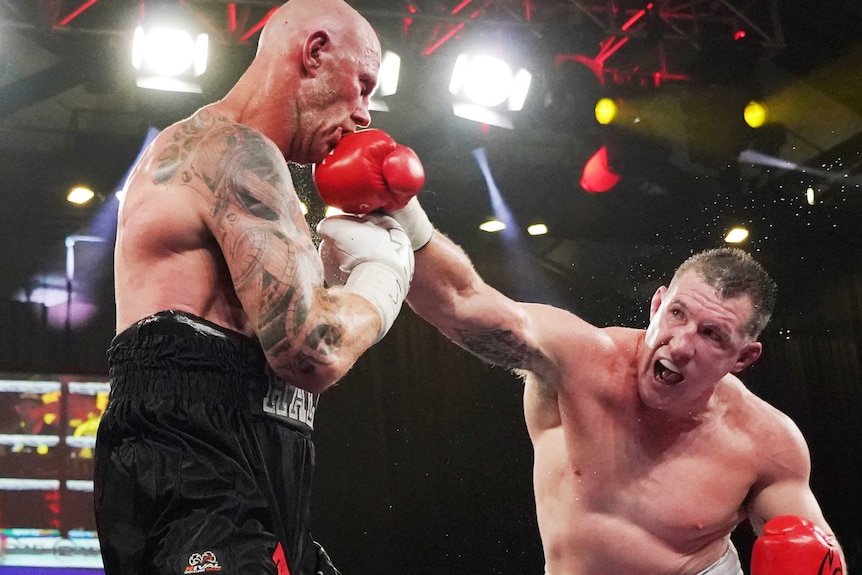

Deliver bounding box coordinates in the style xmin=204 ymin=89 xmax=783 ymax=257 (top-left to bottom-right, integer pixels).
xmin=93 ymin=2 xmax=422 ymax=574
xmin=314 ymin=130 xmax=846 ymax=575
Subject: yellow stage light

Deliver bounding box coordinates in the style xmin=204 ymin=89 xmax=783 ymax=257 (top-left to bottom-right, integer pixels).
xmin=595 ymin=98 xmax=618 ymax=125
xmin=744 ymin=100 xmax=768 ymax=128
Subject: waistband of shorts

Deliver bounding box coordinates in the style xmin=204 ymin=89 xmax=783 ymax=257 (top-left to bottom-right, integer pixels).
xmin=542 ymin=542 xmax=742 ymax=575
xmin=112 ymin=310 xmax=257 ymax=347
xmin=696 ymin=542 xmax=742 ymax=575
xmin=107 ymin=311 xmax=319 ymax=433
xmin=108 ymin=311 xmax=268 ymax=399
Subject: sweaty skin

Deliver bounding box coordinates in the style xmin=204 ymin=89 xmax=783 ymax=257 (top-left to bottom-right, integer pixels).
xmin=113 ymin=0 xmax=383 ymax=393
xmin=406 ymin=232 xmax=843 ymax=575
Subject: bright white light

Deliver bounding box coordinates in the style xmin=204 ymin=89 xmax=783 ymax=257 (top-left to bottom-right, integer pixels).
xmin=450 ymin=52 xmax=532 ymax=121
xmin=324 ymin=206 xmax=345 ymax=218
xmin=507 ymin=68 xmax=532 ymax=111
xmin=527 ymin=223 xmax=548 ymax=236
xmin=194 ymin=33 xmax=209 ymax=76
xmin=479 ymin=219 xmax=507 ymax=233
xmin=449 ymin=54 xmax=470 ymax=95
xmin=67 ymin=186 xmax=95 ymax=205
xmin=724 ymin=227 xmax=749 ymax=244
xmin=369 ymin=51 xmax=399 ymax=112
xmin=132 ymin=26 xmax=145 ymax=70
xmin=132 ymin=26 xmax=207 ymax=78
xmin=806 ymin=186 xmax=816 ymax=205
xmin=463 ymin=55 xmax=512 ymax=108
xmin=377 ymin=51 xmax=401 ymax=97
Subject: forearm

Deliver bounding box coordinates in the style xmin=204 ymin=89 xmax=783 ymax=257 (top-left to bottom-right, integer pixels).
xmin=263 ymin=286 xmax=381 ymax=393
xmin=407 ymin=232 xmax=540 ymax=371
xmin=407 ymin=230 xmax=485 ymax=332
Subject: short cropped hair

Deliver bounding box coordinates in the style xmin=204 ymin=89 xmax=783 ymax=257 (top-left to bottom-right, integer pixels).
xmin=671 ymin=247 xmax=777 ymax=338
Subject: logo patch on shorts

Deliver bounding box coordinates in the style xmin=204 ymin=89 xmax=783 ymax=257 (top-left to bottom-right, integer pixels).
xmin=184 ymin=550 xmax=222 ymax=573
xmin=262 ymin=371 xmax=319 ymax=431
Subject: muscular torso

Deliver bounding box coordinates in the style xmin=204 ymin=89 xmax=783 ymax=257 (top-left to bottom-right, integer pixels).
xmin=523 ymin=328 xmax=762 ymax=575
xmin=114 ymin=107 xmax=317 ymax=337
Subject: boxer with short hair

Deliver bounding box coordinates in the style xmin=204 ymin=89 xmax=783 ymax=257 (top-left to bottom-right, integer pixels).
xmin=314 ymin=131 xmax=846 ymax=575
xmin=94 ymin=2 xmax=423 ymax=574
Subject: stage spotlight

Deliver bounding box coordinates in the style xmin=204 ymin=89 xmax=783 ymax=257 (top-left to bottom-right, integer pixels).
xmin=724 ymin=226 xmax=749 ymax=244
xmin=132 ymin=24 xmax=208 ymax=93
xmin=370 ymin=50 xmax=401 ymax=112
xmin=580 ymin=146 xmax=620 ymax=193
xmin=449 ymin=52 xmax=532 ymax=129
xmin=479 ymin=219 xmax=507 ymax=233
xmin=527 ymin=223 xmax=548 ymax=236
xmin=744 ymin=100 xmax=768 ymax=128
xmin=595 ymin=98 xmax=618 ymax=125
xmin=67 ymin=186 xmax=95 ymax=205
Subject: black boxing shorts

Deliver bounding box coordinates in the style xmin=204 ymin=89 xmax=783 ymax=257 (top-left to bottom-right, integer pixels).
xmin=94 ymin=310 xmax=330 ymax=575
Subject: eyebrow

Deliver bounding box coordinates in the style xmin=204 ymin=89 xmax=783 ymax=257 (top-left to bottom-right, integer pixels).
xmin=701 ymin=322 xmax=731 ymax=341
xmin=671 ymin=299 xmax=732 ymax=340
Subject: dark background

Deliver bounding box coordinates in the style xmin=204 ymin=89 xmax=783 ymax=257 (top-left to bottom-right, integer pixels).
xmin=1 ymin=0 xmax=861 ymax=573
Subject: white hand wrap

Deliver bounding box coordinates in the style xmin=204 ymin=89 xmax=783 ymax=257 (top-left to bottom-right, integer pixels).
xmin=317 ymin=214 xmax=414 ymax=343
xmin=389 ymin=197 xmax=434 ymax=250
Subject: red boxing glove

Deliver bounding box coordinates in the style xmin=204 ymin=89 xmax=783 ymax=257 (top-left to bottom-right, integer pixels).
xmin=313 ymin=129 xmax=425 ymax=214
xmin=751 ymin=516 xmax=843 ymax=575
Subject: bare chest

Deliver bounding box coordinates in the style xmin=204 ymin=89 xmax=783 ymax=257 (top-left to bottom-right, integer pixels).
xmin=532 ymin=411 xmax=752 ymax=550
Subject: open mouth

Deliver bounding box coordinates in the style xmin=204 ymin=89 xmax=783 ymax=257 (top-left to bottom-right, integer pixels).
xmin=654 ymin=359 xmax=684 ymax=386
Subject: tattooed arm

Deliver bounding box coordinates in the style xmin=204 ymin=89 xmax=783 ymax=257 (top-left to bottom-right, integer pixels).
xmin=186 ymin=115 xmax=381 ymax=392
xmin=406 ymin=231 xmax=562 ymax=377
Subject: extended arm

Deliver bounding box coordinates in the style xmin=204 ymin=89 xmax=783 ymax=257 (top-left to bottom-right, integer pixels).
xmin=311 ymin=128 xmax=559 ymax=375
xmin=406 ymin=228 xmax=547 ymax=373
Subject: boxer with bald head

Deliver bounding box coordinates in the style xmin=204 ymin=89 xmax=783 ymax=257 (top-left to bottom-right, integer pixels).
xmin=313 ymin=130 xmax=847 ymax=575
xmin=94 ymin=2 xmax=417 ymax=574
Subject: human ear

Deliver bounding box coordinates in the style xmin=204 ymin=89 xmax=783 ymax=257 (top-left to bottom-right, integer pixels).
xmin=303 ymin=31 xmax=330 ymax=76
xmin=649 ymin=286 xmax=667 ymax=320
xmin=731 ymin=341 xmax=762 ymax=372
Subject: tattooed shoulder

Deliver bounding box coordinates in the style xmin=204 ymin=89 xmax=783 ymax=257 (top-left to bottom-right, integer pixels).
xmin=454 ymin=326 xmax=544 ymax=370
xmin=153 ymin=109 xmax=224 ymax=185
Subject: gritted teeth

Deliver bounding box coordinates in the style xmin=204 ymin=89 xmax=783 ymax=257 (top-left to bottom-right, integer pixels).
xmin=654 ymin=359 xmax=684 ymax=385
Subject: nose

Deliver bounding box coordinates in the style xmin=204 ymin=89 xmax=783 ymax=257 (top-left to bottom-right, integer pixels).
xmin=352 ymin=104 xmax=371 ymax=129
xmin=667 ymin=325 xmax=695 ymax=363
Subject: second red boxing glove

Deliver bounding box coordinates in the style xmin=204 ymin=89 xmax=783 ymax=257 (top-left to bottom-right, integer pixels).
xmin=751 ymin=515 xmax=843 ymax=575
xmin=313 ymin=129 xmax=425 ymax=214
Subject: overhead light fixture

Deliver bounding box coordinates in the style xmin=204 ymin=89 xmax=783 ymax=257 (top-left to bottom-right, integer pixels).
xmin=479 ymin=219 xmax=506 ymax=233
xmin=724 ymin=226 xmax=749 ymax=244
xmin=744 ymin=100 xmax=768 ymax=128
xmin=132 ymin=24 xmax=208 ymax=93
xmin=580 ymin=146 xmax=620 ymax=193
xmin=805 ymin=184 xmax=832 ymax=206
xmin=527 ymin=223 xmax=548 ymax=236
xmin=449 ymin=52 xmax=532 ymax=129
xmin=370 ymin=50 xmax=401 ymax=112
xmin=67 ymin=186 xmax=95 ymax=205
xmin=595 ymin=98 xmax=619 ymax=125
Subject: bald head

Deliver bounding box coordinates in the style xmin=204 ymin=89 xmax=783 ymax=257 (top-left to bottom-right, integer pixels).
xmin=224 ymin=0 xmax=381 ymax=163
xmin=258 ymin=0 xmax=379 ymax=61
